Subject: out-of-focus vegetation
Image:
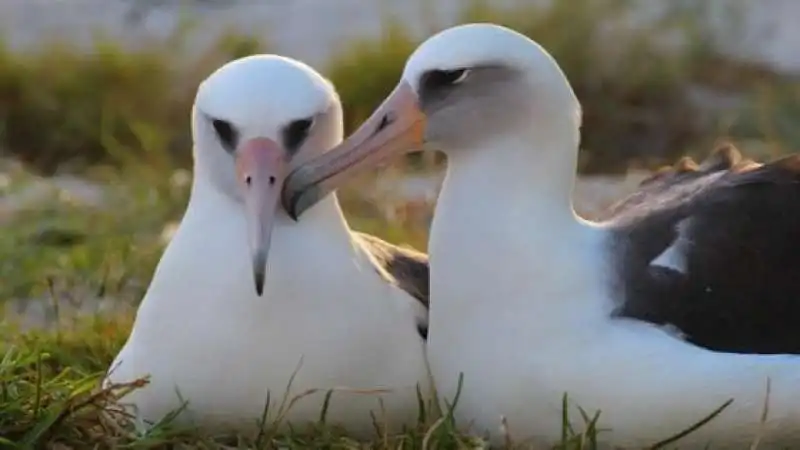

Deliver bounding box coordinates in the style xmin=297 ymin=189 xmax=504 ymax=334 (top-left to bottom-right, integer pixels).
xmin=1 ymin=0 xmax=797 ymax=176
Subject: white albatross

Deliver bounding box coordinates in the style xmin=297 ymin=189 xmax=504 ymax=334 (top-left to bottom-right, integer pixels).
xmin=281 ymin=23 xmax=800 ymax=448
xmin=104 ymin=55 xmax=432 ymax=438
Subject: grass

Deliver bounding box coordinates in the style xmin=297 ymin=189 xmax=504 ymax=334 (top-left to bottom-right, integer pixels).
xmin=2 ymin=0 xmax=800 ymax=447
xmin=0 ymin=317 xmax=745 ymax=449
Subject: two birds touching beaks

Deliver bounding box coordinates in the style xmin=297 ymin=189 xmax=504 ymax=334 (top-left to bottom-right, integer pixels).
xmin=105 ymin=23 xmax=800 ymax=449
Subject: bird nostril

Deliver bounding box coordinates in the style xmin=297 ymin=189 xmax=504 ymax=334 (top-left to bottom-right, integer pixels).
xmin=245 ymin=175 xmax=252 ymax=186
xmin=269 ymin=176 xmax=276 ymax=186
xmin=375 ymin=112 xmax=395 ymax=134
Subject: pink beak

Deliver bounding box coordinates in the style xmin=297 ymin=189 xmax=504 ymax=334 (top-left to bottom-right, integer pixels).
xmin=236 ymin=137 xmax=288 ymax=296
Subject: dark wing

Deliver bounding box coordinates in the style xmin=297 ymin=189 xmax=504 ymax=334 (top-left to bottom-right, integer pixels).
xmin=607 ymin=144 xmax=800 ymax=355
xmin=354 ymin=232 xmax=430 ymax=339
xmin=354 ymin=232 xmax=430 ymax=307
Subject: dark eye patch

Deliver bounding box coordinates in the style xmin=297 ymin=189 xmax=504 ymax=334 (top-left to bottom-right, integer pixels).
xmin=283 ymin=117 xmax=315 ymax=153
xmin=419 ymin=69 xmax=469 ymax=93
xmin=211 ymin=118 xmax=238 ymax=152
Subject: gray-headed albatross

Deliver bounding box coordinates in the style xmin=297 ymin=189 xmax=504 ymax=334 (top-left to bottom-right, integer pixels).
xmin=281 ymin=23 xmax=800 ymax=448
xmin=105 ymin=55 xmax=431 ymax=438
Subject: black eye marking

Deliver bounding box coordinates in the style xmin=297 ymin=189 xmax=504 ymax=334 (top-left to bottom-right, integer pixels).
xmin=375 ymin=112 xmax=395 ymax=134
xmin=211 ymin=118 xmax=238 ymax=151
xmin=283 ymin=117 xmax=315 ymax=152
xmin=420 ymin=68 xmax=470 ymax=92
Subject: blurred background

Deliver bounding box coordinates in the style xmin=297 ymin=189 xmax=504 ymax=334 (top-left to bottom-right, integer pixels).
xmin=2 ymin=0 xmax=800 ymax=329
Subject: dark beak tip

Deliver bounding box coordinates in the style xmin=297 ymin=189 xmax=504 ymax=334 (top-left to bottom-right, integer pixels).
xmin=280 ymin=190 xmax=303 ymax=222
xmin=252 ymin=252 xmax=267 ymax=297
xmin=285 ymin=200 xmax=300 ymax=222
xmin=287 ymin=184 xmax=323 ymax=222
xmin=288 ymin=212 xmax=300 ymax=223
xmin=254 ymin=273 xmax=265 ymax=296
xmin=281 ymin=177 xmax=303 ymax=222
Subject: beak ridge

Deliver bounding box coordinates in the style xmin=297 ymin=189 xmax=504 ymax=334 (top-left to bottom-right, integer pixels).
xmin=237 ymin=137 xmax=288 ymax=297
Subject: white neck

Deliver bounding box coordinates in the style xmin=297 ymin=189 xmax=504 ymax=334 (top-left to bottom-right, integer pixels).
xmin=447 ymin=131 xmax=580 ymax=222
xmin=428 ymin=129 xmax=611 ymax=329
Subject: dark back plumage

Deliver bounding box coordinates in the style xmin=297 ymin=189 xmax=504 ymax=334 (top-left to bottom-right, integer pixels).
xmin=603 ymin=143 xmax=800 ymax=354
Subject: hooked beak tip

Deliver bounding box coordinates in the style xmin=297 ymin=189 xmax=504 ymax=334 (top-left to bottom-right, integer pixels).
xmin=286 ymin=207 xmax=300 ymax=223
xmin=282 ymin=190 xmax=302 ymax=222
xmin=282 ymin=173 xmax=320 ymax=222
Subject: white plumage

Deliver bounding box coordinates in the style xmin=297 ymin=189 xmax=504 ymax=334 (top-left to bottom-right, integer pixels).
xmin=105 ymin=55 xmax=431 ymax=438
xmin=282 ymin=23 xmax=800 ymax=449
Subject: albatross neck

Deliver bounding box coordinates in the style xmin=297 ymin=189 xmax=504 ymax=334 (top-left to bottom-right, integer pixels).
xmin=435 ymin=130 xmax=587 ymax=243
xmin=429 ymin=129 xmax=609 ymax=319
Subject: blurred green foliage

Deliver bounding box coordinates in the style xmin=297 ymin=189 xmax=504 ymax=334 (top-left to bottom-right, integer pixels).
xmin=0 ymin=0 xmax=796 ymax=176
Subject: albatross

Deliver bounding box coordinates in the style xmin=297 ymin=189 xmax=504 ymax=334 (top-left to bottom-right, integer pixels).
xmin=282 ymin=23 xmax=800 ymax=448
xmin=105 ymin=54 xmax=431 ymax=438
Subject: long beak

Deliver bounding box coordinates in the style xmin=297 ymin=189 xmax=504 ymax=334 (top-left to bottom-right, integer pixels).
xmin=282 ymin=81 xmax=425 ymax=220
xmin=236 ymin=137 xmax=288 ymax=296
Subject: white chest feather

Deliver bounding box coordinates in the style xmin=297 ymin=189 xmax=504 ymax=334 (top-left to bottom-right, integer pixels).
xmin=424 ymin=149 xmax=800 ymax=448
xmin=107 ymin=197 xmax=431 ymax=437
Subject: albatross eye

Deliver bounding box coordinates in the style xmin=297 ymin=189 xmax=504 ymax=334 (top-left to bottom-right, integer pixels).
xmin=211 ymin=118 xmax=238 ymax=152
xmin=421 ymin=68 xmax=471 ymax=91
xmin=283 ymin=117 xmax=315 ymax=152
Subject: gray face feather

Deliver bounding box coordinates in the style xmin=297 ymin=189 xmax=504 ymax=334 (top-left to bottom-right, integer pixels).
xmin=416 ymin=65 xmax=537 ymax=151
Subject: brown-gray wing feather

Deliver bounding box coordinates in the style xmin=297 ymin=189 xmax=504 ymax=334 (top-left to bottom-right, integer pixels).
xmin=354 ymin=232 xmax=430 ymax=309
xmin=355 ymin=232 xmax=430 ymax=339
xmin=598 ymin=143 xmax=752 ymax=221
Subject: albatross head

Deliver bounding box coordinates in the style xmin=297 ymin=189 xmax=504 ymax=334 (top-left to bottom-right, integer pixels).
xmin=192 ymin=54 xmax=342 ymax=295
xmin=283 ymin=23 xmax=581 ymax=219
